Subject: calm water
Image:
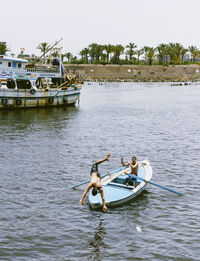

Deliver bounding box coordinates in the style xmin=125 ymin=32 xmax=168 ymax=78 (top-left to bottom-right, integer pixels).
xmin=0 ymin=82 xmax=200 ymax=261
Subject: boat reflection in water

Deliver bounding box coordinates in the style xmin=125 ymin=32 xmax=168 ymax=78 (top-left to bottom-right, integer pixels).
xmin=0 ymin=105 xmax=80 ymax=134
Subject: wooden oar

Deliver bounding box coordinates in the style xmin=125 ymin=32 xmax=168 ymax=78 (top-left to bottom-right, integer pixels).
xmin=131 ymin=174 xmax=186 ymax=196
xmin=69 ymin=167 xmax=126 ymax=189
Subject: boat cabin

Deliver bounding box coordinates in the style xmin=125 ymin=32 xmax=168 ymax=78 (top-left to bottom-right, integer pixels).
xmin=0 ymin=56 xmax=28 ymax=71
xmin=0 ymin=56 xmax=79 ymax=90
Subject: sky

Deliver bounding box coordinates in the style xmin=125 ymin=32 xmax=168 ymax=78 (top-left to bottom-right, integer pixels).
xmin=1 ymin=0 xmax=200 ymax=57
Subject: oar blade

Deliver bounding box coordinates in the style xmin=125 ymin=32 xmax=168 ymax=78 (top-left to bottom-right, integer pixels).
xmin=147 ymin=180 xmax=186 ymax=196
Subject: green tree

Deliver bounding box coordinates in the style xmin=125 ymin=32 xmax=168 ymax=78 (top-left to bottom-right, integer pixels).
xmin=188 ymin=46 xmax=199 ymax=63
xmin=98 ymin=45 xmax=105 ymax=62
xmin=37 ymin=42 xmax=50 ymax=57
xmin=167 ymin=43 xmax=184 ymax=64
xmin=79 ymin=48 xmax=89 ymax=63
xmin=126 ymin=43 xmax=137 ymax=61
xmin=70 ymin=56 xmax=78 ymax=64
xmin=64 ymin=52 xmax=73 ymax=62
xmin=147 ymin=47 xmax=156 ymax=65
xmin=156 ymin=44 xmax=169 ymax=65
xmin=142 ymin=46 xmax=148 ymax=64
xmin=135 ymin=49 xmax=144 ymax=63
xmin=143 ymin=46 xmax=156 ymax=65
xmin=181 ymin=47 xmax=188 ymax=62
xmin=61 ymin=54 xmax=65 ymax=62
xmin=0 ymin=42 xmax=8 ymax=55
xmin=88 ymin=43 xmax=98 ymax=63
xmin=104 ymin=44 xmax=114 ymax=63
xmin=112 ymin=44 xmax=124 ymax=64
xmin=88 ymin=43 xmax=105 ymax=63
xmin=51 ymin=51 xmax=59 ymax=58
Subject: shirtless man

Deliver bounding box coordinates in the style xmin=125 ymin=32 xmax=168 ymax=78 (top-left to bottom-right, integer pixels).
xmin=121 ymin=156 xmax=139 ymax=186
xmin=121 ymin=156 xmax=138 ymax=175
xmin=79 ymin=153 xmax=110 ymax=211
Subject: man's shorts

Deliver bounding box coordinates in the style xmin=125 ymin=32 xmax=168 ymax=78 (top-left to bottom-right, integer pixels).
xmin=90 ymin=163 xmax=101 ymax=178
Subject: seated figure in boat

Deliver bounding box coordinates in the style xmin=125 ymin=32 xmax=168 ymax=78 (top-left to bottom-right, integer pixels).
xmin=79 ymin=153 xmax=110 ymax=211
xmin=121 ymin=156 xmax=138 ymax=186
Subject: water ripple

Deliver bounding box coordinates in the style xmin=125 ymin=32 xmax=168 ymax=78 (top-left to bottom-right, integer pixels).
xmin=0 ymin=82 xmax=200 ymax=260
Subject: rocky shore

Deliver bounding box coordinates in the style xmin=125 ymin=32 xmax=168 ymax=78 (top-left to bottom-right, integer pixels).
xmin=64 ymin=64 xmax=200 ymax=82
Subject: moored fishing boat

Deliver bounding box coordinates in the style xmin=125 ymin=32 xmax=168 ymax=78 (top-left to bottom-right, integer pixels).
xmin=88 ymin=159 xmax=152 ymax=209
xmin=0 ymin=41 xmax=82 ymax=109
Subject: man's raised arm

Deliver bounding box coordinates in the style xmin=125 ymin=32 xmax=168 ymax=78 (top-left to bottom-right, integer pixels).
xmin=121 ymin=157 xmax=129 ymax=167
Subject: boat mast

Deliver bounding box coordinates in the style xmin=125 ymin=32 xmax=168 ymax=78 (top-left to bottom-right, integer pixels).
xmin=30 ymin=38 xmax=63 ymax=66
xmin=38 ymin=38 xmax=63 ymax=61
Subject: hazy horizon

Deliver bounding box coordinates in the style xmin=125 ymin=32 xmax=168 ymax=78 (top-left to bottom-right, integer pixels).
xmin=1 ymin=0 xmax=200 ymax=57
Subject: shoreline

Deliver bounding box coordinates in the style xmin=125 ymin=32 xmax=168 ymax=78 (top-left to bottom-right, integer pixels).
xmin=64 ymin=64 xmax=200 ymax=82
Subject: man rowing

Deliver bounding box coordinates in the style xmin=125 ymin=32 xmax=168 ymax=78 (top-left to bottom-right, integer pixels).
xmin=121 ymin=156 xmax=139 ymax=186
xmin=80 ymin=153 xmax=110 ymax=211
xmin=121 ymin=156 xmax=138 ymax=174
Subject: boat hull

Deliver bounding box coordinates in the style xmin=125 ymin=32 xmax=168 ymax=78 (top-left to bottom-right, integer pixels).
xmin=89 ymin=160 xmax=152 ymax=209
xmin=0 ymin=87 xmax=81 ymax=109
xmin=89 ymin=183 xmax=148 ymax=209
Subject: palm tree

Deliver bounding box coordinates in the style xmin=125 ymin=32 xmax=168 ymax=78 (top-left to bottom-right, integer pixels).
xmin=51 ymin=51 xmax=59 ymax=58
xmin=112 ymin=44 xmax=124 ymax=63
xmin=188 ymin=46 xmax=199 ymax=63
xmin=142 ymin=46 xmax=148 ymax=64
xmin=126 ymin=43 xmax=137 ymax=61
xmin=70 ymin=56 xmax=78 ymax=64
xmin=37 ymin=42 xmax=50 ymax=57
xmin=97 ymin=45 xmax=105 ymax=62
xmin=0 ymin=42 xmax=9 ymax=55
xmin=79 ymin=48 xmax=89 ymax=63
xmin=135 ymin=49 xmax=144 ymax=63
xmin=147 ymin=47 xmax=156 ymax=65
xmin=143 ymin=46 xmax=156 ymax=65
xmin=167 ymin=43 xmax=184 ymax=64
xmin=156 ymin=44 xmax=169 ymax=65
xmin=61 ymin=54 xmax=65 ymax=62
xmin=104 ymin=44 xmax=114 ymax=63
xmin=89 ymin=43 xmax=105 ymax=63
xmin=65 ymin=52 xmax=72 ymax=62
xmin=181 ymin=48 xmax=188 ymax=62
xmin=88 ymin=43 xmax=98 ymax=63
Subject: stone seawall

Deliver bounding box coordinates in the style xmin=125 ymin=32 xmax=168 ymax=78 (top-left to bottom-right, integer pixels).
xmin=64 ymin=64 xmax=200 ymax=82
